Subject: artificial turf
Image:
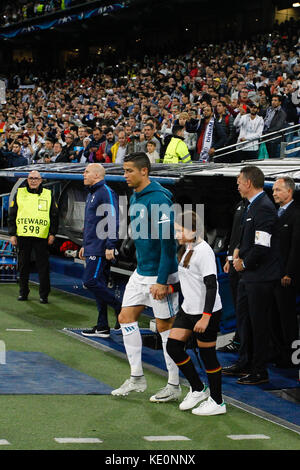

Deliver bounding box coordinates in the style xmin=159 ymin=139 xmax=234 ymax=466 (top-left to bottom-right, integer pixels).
xmin=0 ymin=283 xmax=299 ymax=452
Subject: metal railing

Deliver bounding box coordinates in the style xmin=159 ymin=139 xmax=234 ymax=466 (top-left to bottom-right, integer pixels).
xmin=213 ymin=123 xmax=300 ymax=161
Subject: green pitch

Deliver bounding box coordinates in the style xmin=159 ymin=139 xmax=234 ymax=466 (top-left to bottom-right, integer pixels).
xmin=0 ymin=283 xmax=299 ymax=451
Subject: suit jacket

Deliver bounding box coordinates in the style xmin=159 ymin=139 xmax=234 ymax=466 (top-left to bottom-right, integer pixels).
xmin=275 ymin=201 xmax=300 ymax=284
xmin=185 ymin=117 xmax=227 ymax=155
xmin=239 ymin=192 xmax=280 ymax=282
xmin=227 ymin=199 xmax=248 ymax=257
xmin=263 ymin=106 xmax=287 ymax=136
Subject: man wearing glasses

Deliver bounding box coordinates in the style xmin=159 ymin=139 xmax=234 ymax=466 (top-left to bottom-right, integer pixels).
xmin=8 ymin=170 xmax=59 ymax=303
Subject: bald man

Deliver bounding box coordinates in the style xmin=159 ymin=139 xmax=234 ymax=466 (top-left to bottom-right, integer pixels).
xmin=80 ymin=163 xmax=121 ymax=337
xmin=8 ymin=170 xmax=59 ymax=303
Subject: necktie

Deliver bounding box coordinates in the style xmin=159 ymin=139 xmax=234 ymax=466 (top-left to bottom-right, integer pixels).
xmin=278 ymin=207 xmax=285 ymax=217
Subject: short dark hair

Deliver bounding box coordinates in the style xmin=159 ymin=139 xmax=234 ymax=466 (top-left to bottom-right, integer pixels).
xmin=271 ymin=94 xmax=283 ymax=103
xmin=105 ymin=127 xmax=114 ymax=134
xmin=172 ymin=124 xmax=184 ymax=135
xmin=240 ymin=165 xmax=264 ymax=189
xmin=143 ymin=122 xmax=154 ymax=130
xmin=124 ymin=152 xmax=151 ymax=174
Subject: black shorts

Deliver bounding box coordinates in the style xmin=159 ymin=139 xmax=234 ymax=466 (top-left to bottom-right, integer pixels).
xmin=173 ymin=307 xmax=222 ymax=343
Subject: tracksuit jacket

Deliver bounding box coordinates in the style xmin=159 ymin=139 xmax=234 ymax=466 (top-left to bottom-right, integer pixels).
xmin=129 ymin=181 xmax=178 ymax=284
xmin=83 ymin=180 xmax=119 ymax=257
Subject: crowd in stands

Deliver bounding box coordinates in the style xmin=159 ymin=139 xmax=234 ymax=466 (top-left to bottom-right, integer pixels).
xmin=0 ymin=0 xmax=88 ymax=27
xmin=1 ymin=19 xmax=300 ymax=167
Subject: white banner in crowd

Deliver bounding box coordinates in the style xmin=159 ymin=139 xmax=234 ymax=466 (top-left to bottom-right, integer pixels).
xmin=0 ymin=80 xmax=6 ymax=104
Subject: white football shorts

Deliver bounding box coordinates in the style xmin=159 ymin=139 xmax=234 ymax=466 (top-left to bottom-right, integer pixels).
xmin=122 ymin=271 xmax=179 ymax=320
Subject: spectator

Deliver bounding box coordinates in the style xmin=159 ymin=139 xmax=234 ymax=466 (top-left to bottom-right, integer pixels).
xmin=186 ymin=104 xmax=226 ymax=161
xmin=83 ymin=127 xmax=105 ymax=163
xmin=146 ymin=140 xmax=160 ymax=164
xmin=281 ymin=83 xmax=298 ymax=129
xmin=56 ymin=134 xmax=76 ymax=163
xmin=96 ymin=127 xmax=116 ymax=163
xmin=1 ymin=18 xmax=300 ymax=168
xmin=262 ymin=94 xmax=287 ymax=158
xmin=72 ymin=126 xmax=86 ymax=162
xmin=138 ymin=123 xmax=161 ymax=156
xmin=47 ymin=141 xmax=63 ymax=163
xmin=175 ymin=111 xmax=197 ymax=154
xmin=237 ymin=87 xmax=254 ymax=108
xmin=215 ymin=101 xmax=236 ymax=146
xmin=111 ymin=130 xmax=128 ymax=164
xmin=33 ymin=138 xmax=54 ymax=163
xmin=20 ymin=134 xmax=35 ymax=164
xmin=2 ymin=141 xmax=28 ymax=167
xmin=233 ymin=102 xmax=264 ymax=161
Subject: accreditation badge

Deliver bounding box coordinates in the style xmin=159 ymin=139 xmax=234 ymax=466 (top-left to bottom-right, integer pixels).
xmin=254 ymin=230 xmax=271 ymax=247
xmin=38 ymin=199 xmax=48 ymax=211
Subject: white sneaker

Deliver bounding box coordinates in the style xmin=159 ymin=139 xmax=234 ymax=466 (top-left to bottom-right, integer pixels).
xmin=179 ymin=385 xmax=210 ymax=411
xmin=192 ymin=396 xmax=226 ymax=416
xmin=111 ymin=376 xmax=147 ymax=396
xmin=149 ymin=384 xmax=182 ymax=403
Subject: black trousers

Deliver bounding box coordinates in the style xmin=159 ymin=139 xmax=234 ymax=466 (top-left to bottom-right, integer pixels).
xmin=266 ymin=142 xmax=280 ymax=158
xmin=235 ymin=279 xmax=275 ymax=373
xmin=228 ymin=266 xmax=241 ymax=344
xmin=269 ymin=280 xmax=299 ymax=363
xmin=17 ymin=236 xmax=50 ymax=299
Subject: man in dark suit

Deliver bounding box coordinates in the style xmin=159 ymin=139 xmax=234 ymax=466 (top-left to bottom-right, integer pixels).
xmin=222 ymin=165 xmax=280 ymax=384
xmin=218 ymin=198 xmax=249 ymax=353
xmin=262 ymin=94 xmax=287 ymax=158
xmin=271 ymin=177 xmax=300 ymax=367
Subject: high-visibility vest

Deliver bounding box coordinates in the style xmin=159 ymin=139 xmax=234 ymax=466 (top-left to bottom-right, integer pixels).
xmin=163 ymin=137 xmax=191 ymax=164
xmin=16 ymin=187 xmax=51 ymax=239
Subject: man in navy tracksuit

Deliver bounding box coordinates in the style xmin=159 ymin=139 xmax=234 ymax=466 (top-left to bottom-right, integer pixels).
xmin=79 ymin=163 xmax=120 ymax=338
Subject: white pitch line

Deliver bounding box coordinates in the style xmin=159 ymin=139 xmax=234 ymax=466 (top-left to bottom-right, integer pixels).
xmin=227 ymin=434 xmax=270 ymax=440
xmin=0 ymin=440 xmax=11 ymax=445
xmin=54 ymin=437 xmax=103 ymax=444
xmin=6 ymin=328 xmax=33 ymax=332
xmin=144 ymin=436 xmax=191 ymax=442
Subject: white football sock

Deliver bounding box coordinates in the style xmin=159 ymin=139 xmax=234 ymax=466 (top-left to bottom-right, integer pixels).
xmin=121 ymin=322 xmax=143 ymax=377
xmin=160 ymin=329 xmax=179 ymax=386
